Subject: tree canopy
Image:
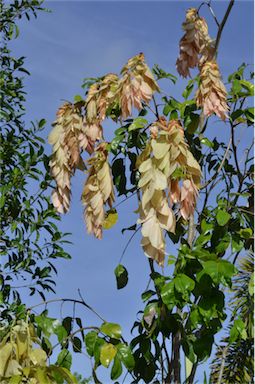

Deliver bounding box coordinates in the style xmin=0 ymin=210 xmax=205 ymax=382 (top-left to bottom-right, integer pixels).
xmin=0 ymin=1 xmax=253 ymax=383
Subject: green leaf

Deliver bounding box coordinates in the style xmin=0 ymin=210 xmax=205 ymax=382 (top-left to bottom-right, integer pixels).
xmin=110 ymin=135 xmax=125 ymax=154
xmin=248 ymin=273 xmax=254 ymax=296
xmin=174 ymin=274 xmax=195 ymax=293
xmin=100 ymin=343 xmax=117 ymax=367
xmin=62 ymin=317 xmax=72 ymax=335
xmin=128 ymin=117 xmax=148 ymax=131
xmin=54 ymin=325 xmax=67 ymax=343
xmin=38 ymin=118 xmax=46 ymax=129
xmin=197 ymin=260 xmax=236 ymax=286
xmin=72 ymin=336 xmax=82 ymax=353
xmin=239 ymin=228 xmax=253 ymax=239
xmin=230 ymin=318 xmax=247 ymax=343
xmin=111 ymin=158 xmax=127 ymax=195
xmin=74 ymin=95 xmax=83 ymax=102
xmin=182 ymin=83 xmax=194 ymax=99
xmin=141 ymin=290 xmax=155 ymax=302
xmin=111 ymin=356 xmax=123 ymax=380
xmin=114 ymin=264 xmax=128 ymax=289
xmin=198 ymin=290 xmax=224 ymax=321
xmin=193 ymin=333 xmax=214 ymax=361
xmin=143 ymin=302 xmax=158 ymax=327
xmin=35 ymin=315 xmax=61 ymax=337
xmin=85 ymin=331 xmax=98 ymax=357
xmin=200 ymin=137 xmax=214 ymax=148
xmin=187 ymin=113 xmax=200 ymax=134
xmin=117 ymin=343 xmax=135 ymax=370
xmin=94 ymin=337 xmax=105 ymax=365
xmin=57 ymin=349 xmax=72 ymax=370
xmin=230 ymin=109 xmax=244 ymax=122
xmin=102 ymin=209 xmax=118 ymax=229
xmin=9 ymin=376 xmax=22 ymax=384
xmin=34 ymin=368 xmax=50 ymax=384
xmin=100 ymin=322 xmax=121 ymax=339
xmin=160 ymin=281 xmax=176 ymax=310
xmin=163 ymin=104 xmax=171 ymax=116
xmin=245 ymin=107 xmax=254 ymax=124
xmin=216 ymin=210 xmax=231 ymax=226
xmin=239 ymin=80 xmax=254 ymax=95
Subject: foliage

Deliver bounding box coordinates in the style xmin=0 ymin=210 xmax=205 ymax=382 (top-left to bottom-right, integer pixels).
xmin=1 ymin=1 xmax=254 ymax=384
xmin=210 ymin=252 xmax=254 ymax=383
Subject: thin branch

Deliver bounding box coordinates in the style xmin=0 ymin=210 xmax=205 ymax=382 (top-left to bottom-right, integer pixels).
xmin=214 ymin=0 xmax=235 ymax=53
xmin=27 ymin=297 xmax=106 ymax=323
xmin=200 ymin=136 xmax=232 ymax=190
xmin=113 ymin=191 xmax=136 ymax=209
xmin=152 ymin=95 xmax=160 ymax=119
xmin=187 ymin=214 xmax=195 ymax=248
xmin=78 ymin=289 xmax=106 ymax=322
xmin=119 ymin=225 xmax=141 ymax=263
xmin=197 ymin=1 xmax=220 ymax=27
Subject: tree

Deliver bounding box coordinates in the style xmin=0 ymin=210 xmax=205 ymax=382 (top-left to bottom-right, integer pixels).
xmin=0 ymin=0 xmax=253 ymax=383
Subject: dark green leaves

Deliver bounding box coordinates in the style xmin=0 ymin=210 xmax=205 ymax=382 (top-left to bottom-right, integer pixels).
xmin=160 ymin=281 xmax=175 ymax=310
xmin=117 ymin=343 xmax=135 ymax=370
xmin=152 ymin=64 xmax=177 ymax=83
xmin=174 ymin=274 xmax=195 ymax=294
xmin=112 ymin=159 xmax=127 ymax=195
xmin=111 ymin=356 xmax=123 ymax=380
xmin=229 ymin=318 xmax=247 ymax=342
xmin=85 ymin=331 xmax=98 ymax=357
xmin=128 ymin=117 xmax=148 ymax=131
xmin=57 ymin=349 xmax=72 ymax=370
xmin=114 ymin=264 xmax=128 ymax=289
xmin=197 ymin=260 xmax=236 ymax=286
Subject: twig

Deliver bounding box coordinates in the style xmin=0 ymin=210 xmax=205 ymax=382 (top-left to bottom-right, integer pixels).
xmin=78 ymin=289 xmax=106 ymax=322
xmin=197 ymin=1 xmax=220 ymax=27
xmin=214 ymin=0 xmax=235 ymax=54
xmin=113 ymin=191 xmax=136 ymax=209
xmin=119 ymin=225 xmax=141 ymax=263
xmin=27 ymin=297 xmax=106 ymax=323
xmin=200 ymin=136 xmax=232 ymax=190
xmin=152 ymin=95 xmax=160 ymax=119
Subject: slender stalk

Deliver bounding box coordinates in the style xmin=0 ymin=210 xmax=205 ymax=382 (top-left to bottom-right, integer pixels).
xmin=214 ymin=0 xmax=235 ymax=54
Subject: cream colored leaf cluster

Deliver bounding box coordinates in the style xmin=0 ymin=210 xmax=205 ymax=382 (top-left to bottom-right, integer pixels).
xmin=49 ymin=103 xmax=86 ymax=214
xmin=86 ymin=73 xmax=119 ymax=123
xmin=176 ymin=8 xmax=212 ymax=78
xmin=176 ymin=8 xmax=228 ymax=120
xmin=118 ymin=53 xmax=160 ymax=119
xmin=49 ymin=54 xmax=159 ymax=239
xmin=196 ymin=60 xmax=229 ymax=121
xmin=85 ymin=53 xmax=159 ymax=122
xmin=82 ymin=143 xmax=115 ymax=239
xmin=137 ymin=118 xmax=201 ymax=265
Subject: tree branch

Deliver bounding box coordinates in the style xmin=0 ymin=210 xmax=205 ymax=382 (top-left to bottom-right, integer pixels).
xmin=214 ymin=0 xmax=235 ymax=54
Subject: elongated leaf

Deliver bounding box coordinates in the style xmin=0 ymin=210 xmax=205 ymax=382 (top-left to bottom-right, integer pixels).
xmin=111 ymin=355 xmax=123 ymax=380
xmin=101 ymin=322 xmax=121 ymax=339
xmin=117 ymin=343 xmax=135 ymax=370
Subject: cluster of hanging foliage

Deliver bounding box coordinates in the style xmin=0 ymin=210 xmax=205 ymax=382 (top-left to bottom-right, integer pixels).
xmin=49 ymin=18 xmax=229 ymax=265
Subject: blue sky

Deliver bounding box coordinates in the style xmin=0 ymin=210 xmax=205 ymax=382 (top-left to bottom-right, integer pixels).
xmin=10 ymin=0 xmax=253 ymax=382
